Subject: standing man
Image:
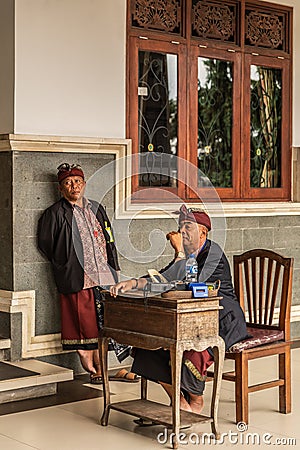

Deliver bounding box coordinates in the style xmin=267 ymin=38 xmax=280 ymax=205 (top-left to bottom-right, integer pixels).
xmin=38 ymin=163 xmax=139 ymax=384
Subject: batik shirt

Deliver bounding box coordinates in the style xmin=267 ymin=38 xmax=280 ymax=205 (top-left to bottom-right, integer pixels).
xmin=73 ymin=198 xmax=115 ymax=288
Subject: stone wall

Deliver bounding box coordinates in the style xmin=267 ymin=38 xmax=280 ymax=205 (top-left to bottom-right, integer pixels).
xmin=12 ymin=150 xmax=114 ymax=335
xmin=0 ymin=151 xmax=13 ymax=290
xmin=122 ymin=215 xmax=300 ymax=339
xmin=1 ymin=136 xmax=300 ymax=374
xmin=0 ymin=143 xmax=117 ymax=370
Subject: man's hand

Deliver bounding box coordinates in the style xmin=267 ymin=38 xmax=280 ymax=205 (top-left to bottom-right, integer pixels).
xmin=110 ymin=280 xmax=134 ymax=298
xmin=166 ymin=231 xmax=184 ymax=253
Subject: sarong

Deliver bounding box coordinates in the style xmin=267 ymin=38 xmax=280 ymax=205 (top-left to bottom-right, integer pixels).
xmin=60 ymin=286 xmax=131 ymax=362
xmin=131 ymin=347 xmax=214 ymax=395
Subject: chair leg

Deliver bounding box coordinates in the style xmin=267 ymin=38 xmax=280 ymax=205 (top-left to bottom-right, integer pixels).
xmin=235 ymin=353 xmax=249 ymax=424
xmin=279 ymin=348 xmax=291 ymax=414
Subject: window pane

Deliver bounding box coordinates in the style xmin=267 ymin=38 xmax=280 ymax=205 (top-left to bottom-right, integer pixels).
xmin=250 ymin=66 xmax=282 ymax=188
xmin=197 ymin=57 xmax=233 ymax=188
xmin=138 ymin=51 xmax=178 ymax=187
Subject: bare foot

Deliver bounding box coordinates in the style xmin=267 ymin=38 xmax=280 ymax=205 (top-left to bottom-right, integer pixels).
xmin=189 ymin=394 xmax=204 ymax=415
xmin=180 ymin=393 xmax=193 ymax=412
xmin=77 ymin=349 xmax=99 ymax=374
xmin=159 ymin=381 xmax=193 ymax=412
xmin=92 ymin=349 xmax=101 ymax=374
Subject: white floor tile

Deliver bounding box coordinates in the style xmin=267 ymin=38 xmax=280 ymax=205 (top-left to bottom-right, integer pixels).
xmin=0 ymin=347 xmax=299 ymax=449
xmin=0 ymin=433 xmax=38 ymax=450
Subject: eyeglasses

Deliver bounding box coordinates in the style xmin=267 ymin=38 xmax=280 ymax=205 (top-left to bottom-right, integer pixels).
xmin=57 ymin=163 xmax=82 ymax=172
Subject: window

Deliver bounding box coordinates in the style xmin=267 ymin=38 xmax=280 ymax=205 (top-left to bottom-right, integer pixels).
xmin=138 ymin=50 xmax=178 ymax=187
xmin=127 ymin=0 xmax=292 ymax=202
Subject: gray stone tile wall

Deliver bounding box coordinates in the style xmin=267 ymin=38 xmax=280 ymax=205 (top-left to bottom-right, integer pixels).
xmin=0 ymin=152 xmax=13 ymax=290
xmin=120 ymin=214 xmax=300 ymax=340
xmin=0 ymin=312 xmax=9 ymax=337
xmin=1 ymin=148 xmax=299 ymax=368
xmin=119 ymin=214 xmax=300 ymax=275
xmin=12 ymin=151 xmax=115 ymax=336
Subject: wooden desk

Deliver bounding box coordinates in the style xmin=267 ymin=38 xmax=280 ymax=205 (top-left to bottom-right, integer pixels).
xmin=98 ymin=291 xmax=225 ymax=449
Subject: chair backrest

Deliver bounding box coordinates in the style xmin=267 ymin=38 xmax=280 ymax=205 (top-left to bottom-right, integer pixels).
xmin=233 ymin=249 xmax=293 ymax=340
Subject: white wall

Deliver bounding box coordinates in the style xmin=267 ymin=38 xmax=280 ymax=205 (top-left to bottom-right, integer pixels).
xmin=0 ymin=0 xmax=14 ymax=133
xmin=15 ymin=0 xmax=126 ymax=138
xmin=14 ymin=0 xmax=300 ymax=144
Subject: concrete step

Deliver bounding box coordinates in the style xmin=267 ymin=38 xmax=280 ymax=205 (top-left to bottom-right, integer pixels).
xmin=0 ymin=360 xmax=73 ymax=404
xmin=0 ymin=338 xmax=11 ymax=360
xmin=0 ymin=338 xmax=11 ymax=350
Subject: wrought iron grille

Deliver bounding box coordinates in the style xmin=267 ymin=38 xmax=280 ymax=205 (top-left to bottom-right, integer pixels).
xmin=197 ymin=57 xmax=233 ymax=188
xmin=250 ymin=66 xmax=282 ymax=188
xmin=138 ymin=51 xmax=178 ymax=187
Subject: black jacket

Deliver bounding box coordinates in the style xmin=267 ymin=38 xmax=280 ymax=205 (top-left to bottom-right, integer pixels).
xmin=160 ymin=240 xmax=249 ymax=349
xmin=37 ymin=198 xmax=120 ymax=294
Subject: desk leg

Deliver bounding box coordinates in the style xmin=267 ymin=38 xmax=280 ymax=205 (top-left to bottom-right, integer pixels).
xmin=98 ymin=336 xmax=110 ymax=426
xmin=170 ymin=345 xmax=183 ymax=450
xmin=141 ymin=377 xmax=148 ymax=400
xmin=210 ymin=337 xmax=225 ymax=439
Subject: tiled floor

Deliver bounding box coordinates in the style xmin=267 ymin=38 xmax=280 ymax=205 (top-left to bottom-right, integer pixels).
xmin=0 ymin=348 xmax=299 ymax=449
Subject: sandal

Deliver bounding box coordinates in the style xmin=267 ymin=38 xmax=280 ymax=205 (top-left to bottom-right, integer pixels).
xmin=108 ymin=369 xmax=141 ymax=383
xmin=90 ymin=373 xmax=103 ymax=384
xmin=133 ymin=417 xmax=191 ymax=430
xmin=133 ymin=418 xmax=156 ymax=427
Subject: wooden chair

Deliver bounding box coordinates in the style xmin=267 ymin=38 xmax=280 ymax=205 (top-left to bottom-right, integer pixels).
xmin=209 ymin=249 xmax=293 ymax=424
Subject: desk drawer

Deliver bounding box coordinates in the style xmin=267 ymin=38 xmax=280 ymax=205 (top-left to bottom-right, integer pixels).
xmin=104 ymin=302 xmax=176 ymax=338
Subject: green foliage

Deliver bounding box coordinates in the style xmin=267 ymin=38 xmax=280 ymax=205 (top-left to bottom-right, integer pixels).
xmin=197 ymin=58 xmax=233 ymax=188
xmin=250 ymin=67 xmax=282 ymax=188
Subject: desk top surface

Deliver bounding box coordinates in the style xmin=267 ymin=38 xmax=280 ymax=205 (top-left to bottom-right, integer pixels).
xmin=102 ymin=290 xmax=222 ymax=310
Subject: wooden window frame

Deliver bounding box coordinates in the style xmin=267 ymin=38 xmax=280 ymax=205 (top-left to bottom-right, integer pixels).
xmin=186 ymin=46 xmax=242 ymax=200
xmin=128 ymin=37 xmax=188 ymax=203
xmin=242 ymin=53 xmax=291 ymax=200
xmin=126 ymin=0 xmax=293 ymax=203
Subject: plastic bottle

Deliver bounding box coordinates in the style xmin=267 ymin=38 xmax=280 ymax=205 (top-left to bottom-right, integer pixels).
xmin=185 ymin=253 xmax=198 ymax=283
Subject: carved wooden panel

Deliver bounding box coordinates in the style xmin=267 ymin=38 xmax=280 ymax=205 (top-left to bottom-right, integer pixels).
xmin=130 ymin=0 xmax=182 ymax=35
xmin=191 ymin=0 xmax=238 ymax=44
xmin=127 ymin=0 xmax=292 ymax=202
xmin=245 ymin=7 xmax=288 ymax=52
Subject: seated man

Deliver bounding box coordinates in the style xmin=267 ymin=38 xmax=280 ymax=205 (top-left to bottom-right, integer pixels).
xmin=110 ymin=205 xmax=248 ymax=414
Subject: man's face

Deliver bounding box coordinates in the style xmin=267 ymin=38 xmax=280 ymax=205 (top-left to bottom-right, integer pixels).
xmin=179 ymin=220 xmax=206 ymax=248
xmin=59 ymin=176 xmax=85 ymax=203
